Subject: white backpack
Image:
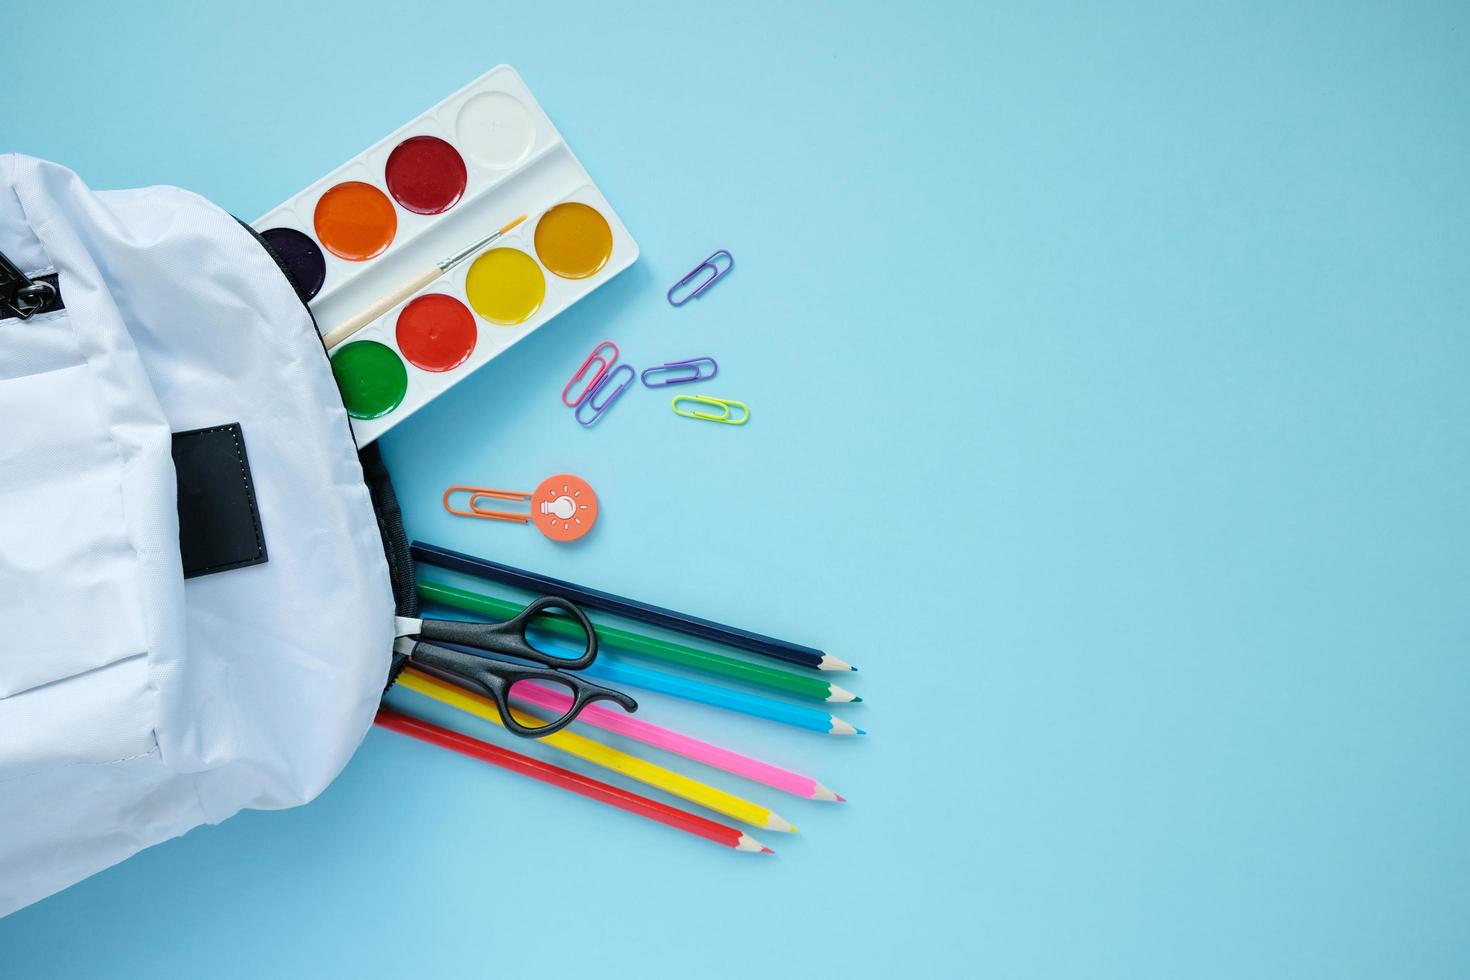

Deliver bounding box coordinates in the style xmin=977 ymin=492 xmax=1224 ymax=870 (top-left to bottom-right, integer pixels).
xmin=0 ymin=155 xmax=405 ymax=916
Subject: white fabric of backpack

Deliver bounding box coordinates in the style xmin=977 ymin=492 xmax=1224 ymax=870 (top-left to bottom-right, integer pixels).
xmin=0 ymin=155 xmax=397 ymax=916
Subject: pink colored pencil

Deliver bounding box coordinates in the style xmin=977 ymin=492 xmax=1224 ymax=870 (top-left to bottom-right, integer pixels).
xmin=512 ymin=682 xmax=845 ymax=802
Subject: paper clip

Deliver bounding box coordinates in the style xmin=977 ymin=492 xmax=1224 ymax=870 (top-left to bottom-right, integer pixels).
xmin=575 ymin=363 xmax=635 ymax=426
xmin=672 ymin=395 xmax=749 ymax=425
xmin=563 ymin=340 xmax=619 ymax=407
xmin=444 ymin=486 xmax=534 ymax=523
xmin=667 ymin=250 xmax=733 ymax=306
xmin=641 ymin=357 xmax=718 ymax=387
xmin=443 ymin=475 xmax=600 ymax=542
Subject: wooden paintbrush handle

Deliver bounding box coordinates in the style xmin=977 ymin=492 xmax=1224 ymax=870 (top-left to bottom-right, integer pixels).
xmin=322 ymin=264 xmax=443 ymax=349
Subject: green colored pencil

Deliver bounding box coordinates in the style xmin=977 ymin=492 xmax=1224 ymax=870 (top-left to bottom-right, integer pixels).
xmin=417 ymin=580 xmax=860 ymax=703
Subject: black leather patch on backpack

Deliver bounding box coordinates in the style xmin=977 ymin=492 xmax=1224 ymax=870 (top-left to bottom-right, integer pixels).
xmin=171 ymin=423 xmax=268 ymax=578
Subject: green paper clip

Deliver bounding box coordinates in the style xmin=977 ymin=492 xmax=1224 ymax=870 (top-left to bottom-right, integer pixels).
xmin=672 ymin=394 xmax=749 ymax=425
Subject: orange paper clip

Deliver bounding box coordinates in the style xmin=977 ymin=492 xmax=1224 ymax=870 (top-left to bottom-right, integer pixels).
xmin=443 ymin=474 xmax=599 ymax=542
xmin=443 ymin=486 xmax=534 ymax=524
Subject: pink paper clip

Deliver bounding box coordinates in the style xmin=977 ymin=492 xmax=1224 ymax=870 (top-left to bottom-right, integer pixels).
xmin=562 ymin=341 xmax=619 ymax=407
xmin=575 ymin=364 xmax=635 ymax=426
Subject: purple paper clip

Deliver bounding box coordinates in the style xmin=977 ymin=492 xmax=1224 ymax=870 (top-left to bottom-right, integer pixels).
xmin=667 ymin=250 xmax=733 ymax=306
xmin=563 ymin=340 xmax=619 ymax=407
xmin=575 ymin=363 xmax=635 ymax=426
xmin=640 ymin=357 xmax=718 ymax=387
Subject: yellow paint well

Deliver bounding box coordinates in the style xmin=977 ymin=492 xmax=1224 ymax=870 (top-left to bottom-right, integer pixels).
xmin=464 ymin=247 xmax=545 ymax=325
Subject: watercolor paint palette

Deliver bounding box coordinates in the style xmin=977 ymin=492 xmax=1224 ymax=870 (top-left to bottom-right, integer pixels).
xmin=254 ymin=65 xmax=638 ymax=443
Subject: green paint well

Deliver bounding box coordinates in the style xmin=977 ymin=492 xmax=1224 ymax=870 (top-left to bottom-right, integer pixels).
xmin=332 ymin=341 xmax=407 ymax=419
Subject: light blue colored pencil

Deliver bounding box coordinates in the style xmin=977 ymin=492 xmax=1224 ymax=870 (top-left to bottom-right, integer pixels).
xmin=580 ymin=658 xmax=865 ymax=736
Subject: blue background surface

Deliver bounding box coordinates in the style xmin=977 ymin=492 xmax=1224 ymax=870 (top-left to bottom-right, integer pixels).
xmin=5 ymin=1 xmax=1470 ymax=976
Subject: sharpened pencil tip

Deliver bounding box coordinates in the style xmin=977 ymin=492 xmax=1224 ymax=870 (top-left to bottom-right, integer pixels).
xmin=836 ymin=794 xmax=847 ymax=802
xmin=766 ymin=814 xmax=797 ymax=833
xmin=853 ymin=696 xmax=863 ymax=702
xmin=856 ymin=727 xmax=867 ymax=735
xmin=761 ymin=847 xmax=774 ymax=854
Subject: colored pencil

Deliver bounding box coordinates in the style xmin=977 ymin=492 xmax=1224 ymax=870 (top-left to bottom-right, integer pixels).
xmin=374 ymin=708 xmax=772 ymax=853
xmin=418 ymin=579 xmax=860 ymax=703
xmin=398 ymin=667 xmax=798 ymax=832
xmin=576 ymin=656 xmax=865 ymax=736
xmin=412 ymin=541 xmax=855 ymax=671
xmin=511 ymin=680 xmax=845 ymax=801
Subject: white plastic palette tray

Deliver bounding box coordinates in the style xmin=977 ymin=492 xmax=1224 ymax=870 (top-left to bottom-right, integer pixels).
xmin=254 ymin=64 xmax=638 ymax=443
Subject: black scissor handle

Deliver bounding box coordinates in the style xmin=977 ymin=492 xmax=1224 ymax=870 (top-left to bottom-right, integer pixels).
xmin=502 ymin=595 xmax=600 ymax=668
xmin=415 ymin=596 xmax=598 ymax=670
xmin=408 ymin=641 xmax=636 ymax=739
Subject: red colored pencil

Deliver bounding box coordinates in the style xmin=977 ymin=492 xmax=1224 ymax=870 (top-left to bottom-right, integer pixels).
xmin=373 ymin=708 xmax=774 ymax=854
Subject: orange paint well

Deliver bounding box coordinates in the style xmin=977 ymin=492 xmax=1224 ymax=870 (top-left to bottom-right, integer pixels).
xmin=314 ymin=181 xmax=397 ymax=261
xmin=534 ymin=202 xmax=613 ymax=280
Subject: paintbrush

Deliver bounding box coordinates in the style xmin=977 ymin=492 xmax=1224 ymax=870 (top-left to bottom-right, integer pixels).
xmin=322 ymin=214 xmax=527 ymax=348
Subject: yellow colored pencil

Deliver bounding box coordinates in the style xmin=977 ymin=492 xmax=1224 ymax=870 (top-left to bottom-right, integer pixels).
xmin=398 ymin=668 xmax=797 ymax=834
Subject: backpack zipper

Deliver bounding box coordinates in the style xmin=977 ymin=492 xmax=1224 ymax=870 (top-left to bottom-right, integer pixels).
xmin=0 ymin=248 xmax=63 ymax=320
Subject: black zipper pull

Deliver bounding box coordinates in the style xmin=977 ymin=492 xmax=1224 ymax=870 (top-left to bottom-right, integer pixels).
xmin=0 ymin=249 xmax=60 ymax=320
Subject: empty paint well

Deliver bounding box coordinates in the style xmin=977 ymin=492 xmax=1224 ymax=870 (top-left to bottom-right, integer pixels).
xmin=534 ymin=202 xmax=613 ymax=280
xmin=396 ymin=294 xmax=476 ymax=371
xmin=332 ymin=341 xmax=407 ymax=419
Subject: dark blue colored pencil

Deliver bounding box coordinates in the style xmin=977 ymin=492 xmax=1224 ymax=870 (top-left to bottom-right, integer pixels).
xmin=410 ymin=541 xmax=855 ymax=671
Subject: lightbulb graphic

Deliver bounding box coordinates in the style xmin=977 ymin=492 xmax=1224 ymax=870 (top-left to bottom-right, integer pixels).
xmin=530 ymin=474 xmax=599 ymax=542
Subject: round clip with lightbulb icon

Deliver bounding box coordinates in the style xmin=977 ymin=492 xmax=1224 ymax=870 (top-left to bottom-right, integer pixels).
xmin=442 ymin=473 xmax=599 ymax=543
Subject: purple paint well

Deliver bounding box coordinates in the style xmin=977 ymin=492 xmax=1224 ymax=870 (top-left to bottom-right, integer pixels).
xmin=261 ymin=227 xmax=326 ymax=300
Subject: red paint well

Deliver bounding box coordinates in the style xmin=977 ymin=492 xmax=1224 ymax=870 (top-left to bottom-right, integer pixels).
xmin=384 ymin=136 xmax=468 ymax=215
xmin=395 ymin=293 xmax=476 ymax=372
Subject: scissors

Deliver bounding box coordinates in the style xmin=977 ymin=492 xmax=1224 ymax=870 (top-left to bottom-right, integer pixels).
xmin=393 ymin=596 xmax=637 ymax=738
